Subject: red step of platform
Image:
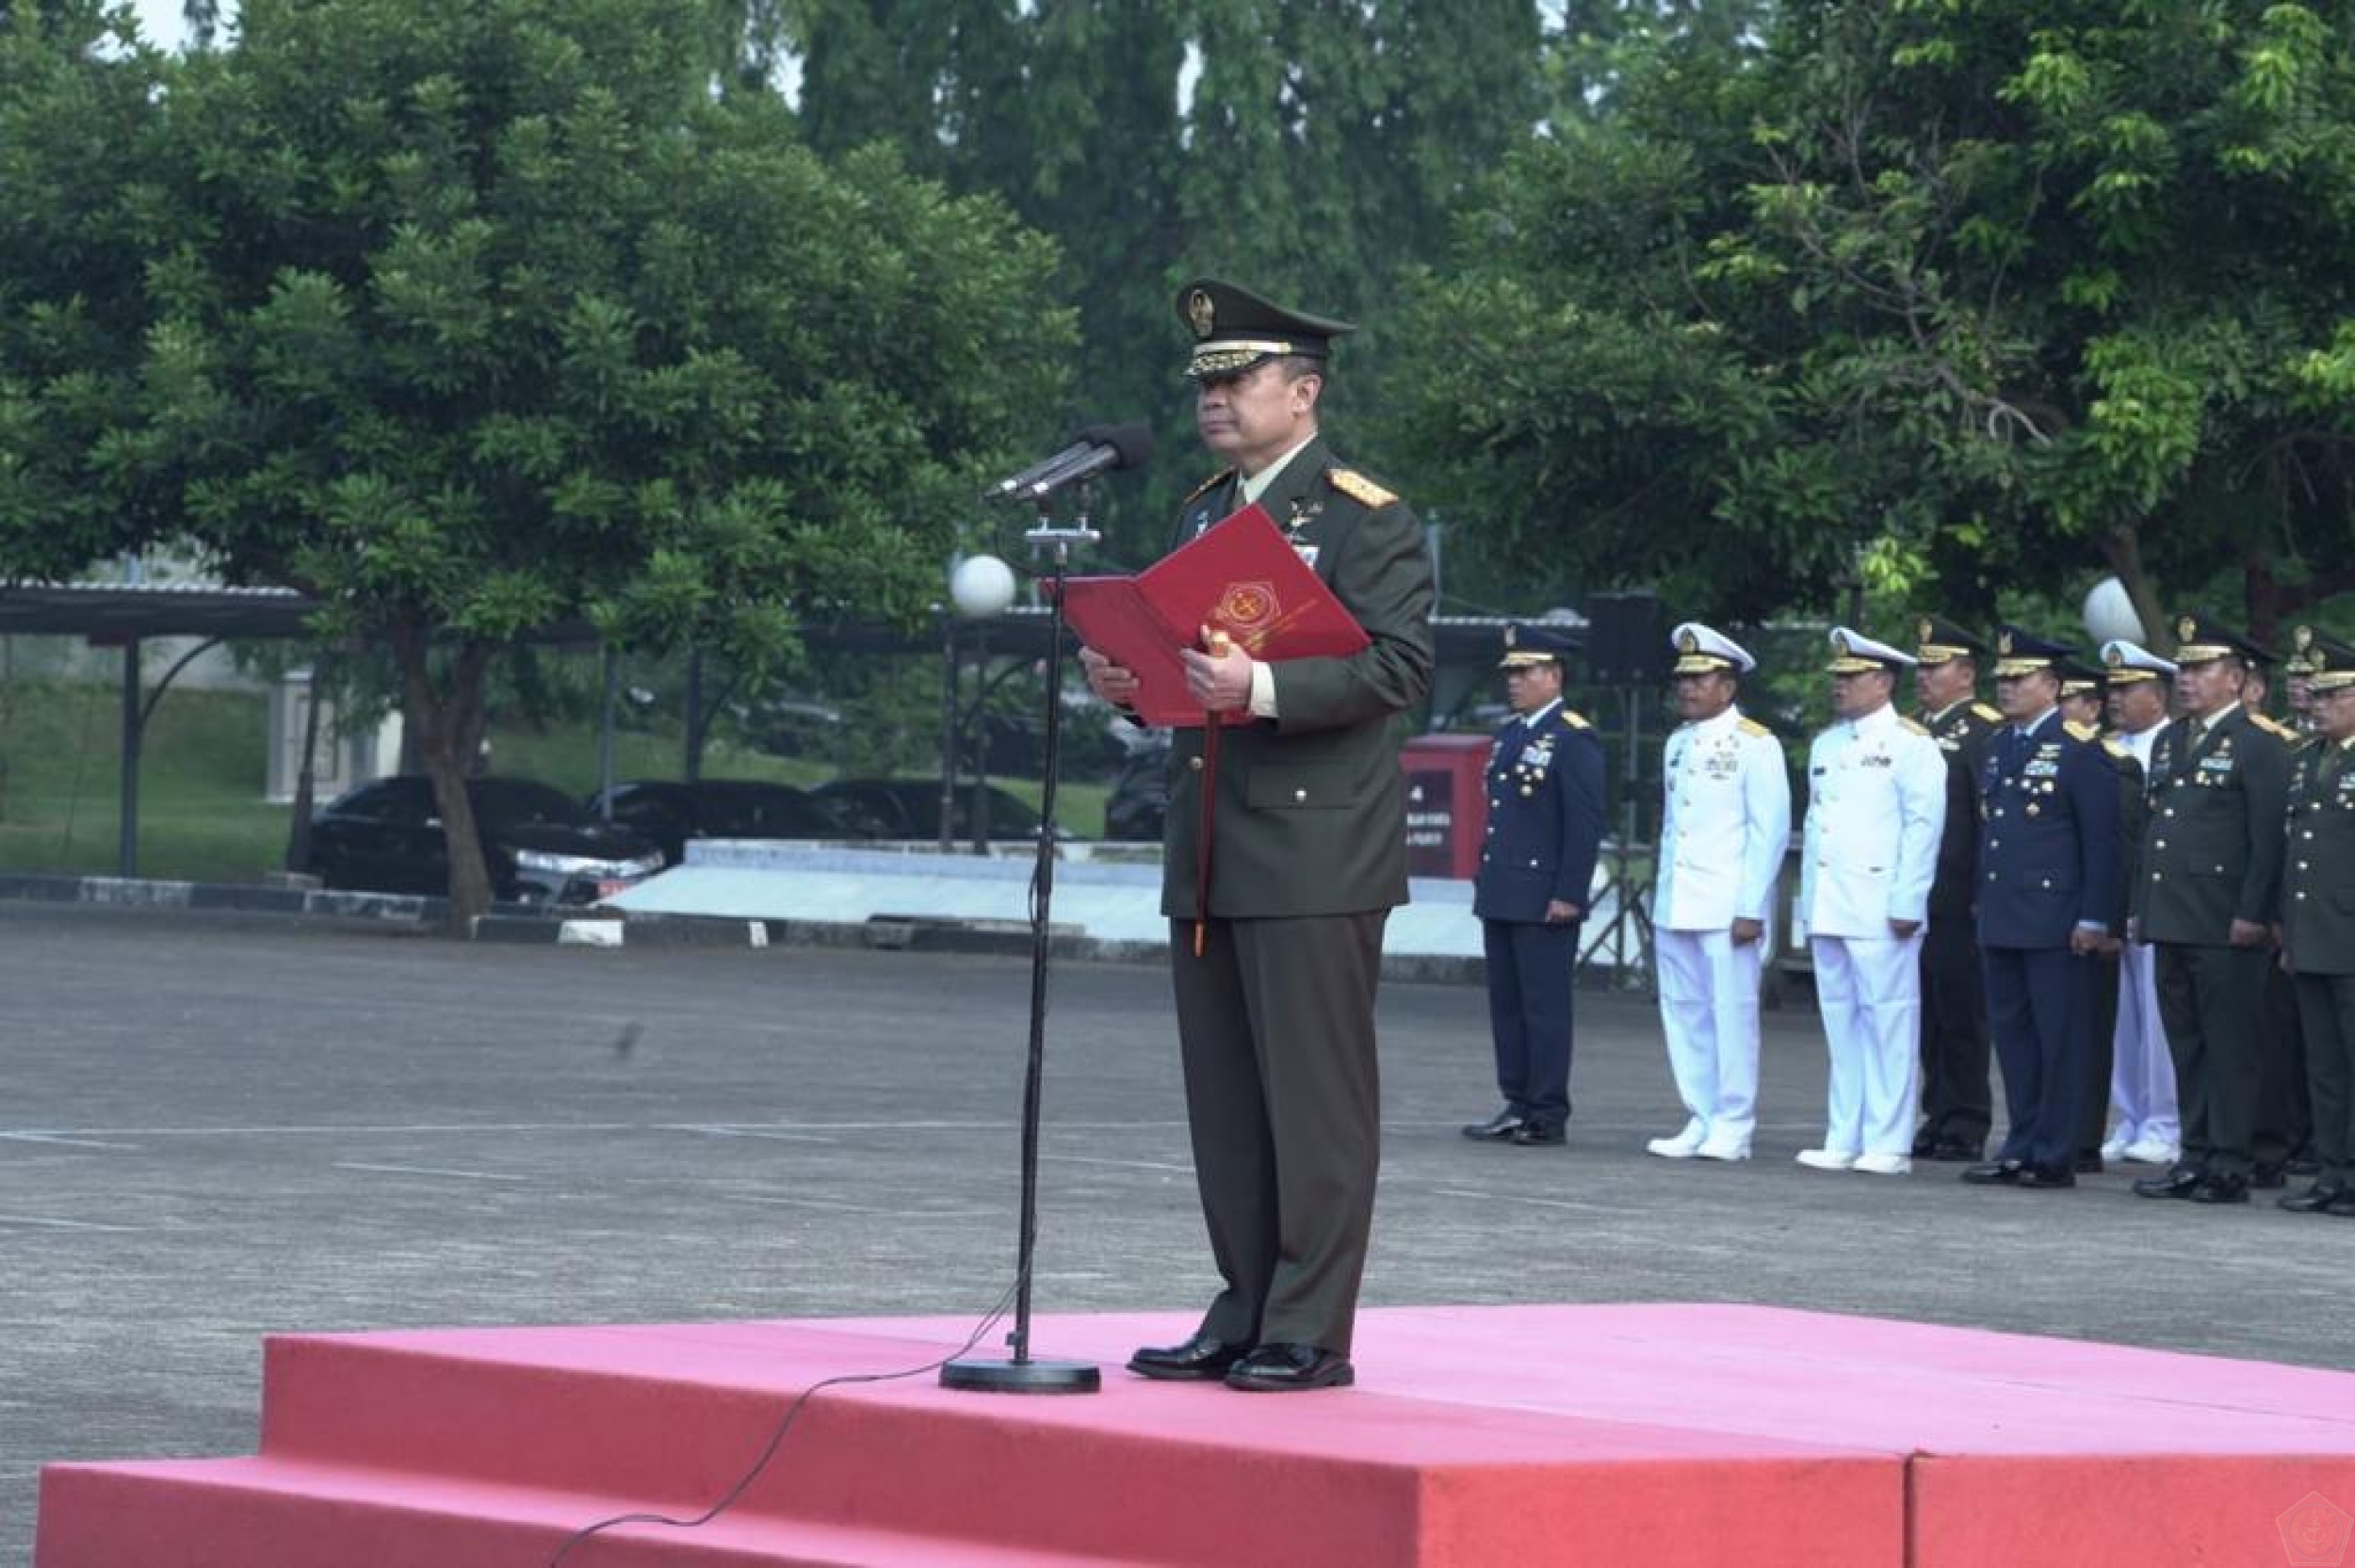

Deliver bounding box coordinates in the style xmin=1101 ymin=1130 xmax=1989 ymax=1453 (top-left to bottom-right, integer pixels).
xmin=37 ymin=1303 xmax=2355 ymax=1566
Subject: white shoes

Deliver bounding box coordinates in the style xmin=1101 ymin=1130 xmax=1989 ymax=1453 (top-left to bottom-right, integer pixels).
xmin=2100 ymin=1130 xmax=2131 ymax=1162
xmin=2120 ymin=1136 xmax=2181 ymax=1166
xmin=1852 ymin=1152 xmax=1912 ymax=1176
xmin=1694 ymin=1135 xmax=1751 ymax=1162
xmin=1795 ymin=1147 xmax=1857 ymax=1172
xmin=1647 ymin=1121 xmax=1708 ymax=1159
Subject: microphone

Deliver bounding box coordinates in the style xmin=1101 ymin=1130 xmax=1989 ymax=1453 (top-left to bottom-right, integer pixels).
xmin=985 ymin=423 xmax=1153 ymax=503
xmin=985 ymin=432 xmax=1102 ymax=500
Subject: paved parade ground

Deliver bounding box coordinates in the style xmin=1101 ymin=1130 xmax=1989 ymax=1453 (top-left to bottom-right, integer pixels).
xmin=4 ymin=901 xmax=2351 ymax=1564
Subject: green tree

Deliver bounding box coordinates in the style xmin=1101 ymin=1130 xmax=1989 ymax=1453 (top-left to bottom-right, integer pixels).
xmin=0 ymin=0 xmax=1071 ymax=929
xmin=1398 ymin=0 xmax=2355 ymax=639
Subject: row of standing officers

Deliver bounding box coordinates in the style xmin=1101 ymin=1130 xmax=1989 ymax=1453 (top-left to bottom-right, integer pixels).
xmin=1465 ymin=611 xmax=2355 ymax=1217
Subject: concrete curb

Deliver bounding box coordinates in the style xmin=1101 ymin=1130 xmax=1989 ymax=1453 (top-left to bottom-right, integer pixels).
xmin=0 ymin=871 xmax=1499 ymax=982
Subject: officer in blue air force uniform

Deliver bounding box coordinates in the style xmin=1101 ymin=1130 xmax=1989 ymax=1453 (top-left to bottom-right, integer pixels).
xmin=1464 ymin=624 xmax=1606 ymax=1147
xmin=1961 ymin=628 xmax=2122 ymax=1190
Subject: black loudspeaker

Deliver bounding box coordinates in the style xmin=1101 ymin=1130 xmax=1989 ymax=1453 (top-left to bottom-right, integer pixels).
xmin=1582 ymin=591 xmax=1667 ymax=686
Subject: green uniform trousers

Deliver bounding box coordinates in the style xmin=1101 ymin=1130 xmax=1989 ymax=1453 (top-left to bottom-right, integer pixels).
xmin=1171 ymin=912 xmax=1386 ymax=1357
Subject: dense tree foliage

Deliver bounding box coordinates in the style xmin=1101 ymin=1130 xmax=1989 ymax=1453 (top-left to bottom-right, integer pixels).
xmin=0 ymin=0 xmax=1070 ymax=926
xmin=1395 ymin=0 xmax=2355 ymax=639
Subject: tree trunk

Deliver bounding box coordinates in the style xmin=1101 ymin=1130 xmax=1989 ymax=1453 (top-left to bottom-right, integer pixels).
xmin=282 ymin=653 xmax=326 ymax=874
xmin=2099 ymin=523 xmax=2166 ymax=653
xmin=390 ymin=622 xmax=497 ymax=936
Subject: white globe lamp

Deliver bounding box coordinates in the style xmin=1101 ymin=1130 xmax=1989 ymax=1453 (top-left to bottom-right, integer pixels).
xmin=950 ymin=554 xmax=1018 ymax=620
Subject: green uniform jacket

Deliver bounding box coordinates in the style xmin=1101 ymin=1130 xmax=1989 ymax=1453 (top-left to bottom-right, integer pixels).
xmin=1161 ymin=434 xmax=1437 ymax=920
xmin=2133 ymin=705 xmax=2291 ymax=943
xmin=2284 ymin=735 xmax=2355 ymax=975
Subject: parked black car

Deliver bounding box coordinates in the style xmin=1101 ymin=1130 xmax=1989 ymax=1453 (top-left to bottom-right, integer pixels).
xmin=585 ymin=779 xmax=858 ymax=865
xmin=812 ymin=777 xmax=1072 ymax=842
xmin=306 ymin=775 xmax=665 ymax=904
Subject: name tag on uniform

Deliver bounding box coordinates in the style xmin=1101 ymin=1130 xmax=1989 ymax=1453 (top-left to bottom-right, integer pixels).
xmin=2199 ymin=755 xmax=2235 ymax=774
xmin=1862 ymin=753 xmax=1892 ymax=768
xmin=2023 ymin=760 xmax=2059 ymax=778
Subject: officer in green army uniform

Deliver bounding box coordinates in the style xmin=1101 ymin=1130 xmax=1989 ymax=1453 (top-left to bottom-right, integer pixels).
xmin=2278 ymin=628 xmax=2355 ymax=1217
xmin=2131 ymin=614 xmax=2294 ymax=1205
xmin=1080 ymin=279 xmax=1436 ymax=1390
xmin=1912 ymin=618 xmax=2005 ymax=1160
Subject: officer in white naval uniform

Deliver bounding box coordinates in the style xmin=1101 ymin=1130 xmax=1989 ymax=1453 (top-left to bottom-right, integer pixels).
xmin=1795 ymin=629 xmax=1949 ymax=1174
xmin=1648 ymin=622 xmax=1792 ymax=1161
xmin=2100 ymin=638 xmax=2184 ymax=1165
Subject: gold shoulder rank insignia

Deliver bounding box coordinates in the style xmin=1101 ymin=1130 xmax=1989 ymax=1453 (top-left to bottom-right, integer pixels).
xmin=2249 ymin=712 xmax=2296 ymax=741
xmin=1560 ymin=709 xmax=1591 ymax=730
xmin=1898 ymin=717 xmax=1930 ymax=736
xmin=2065 ymin=719 xmax=2100 ymax=742
xmin=1970 ymin=702 xmax=2003 ymax=723
xmin=1737 ymin=717 xmax=1771 ymax=738
xmin=1181 ymin=469 xmax=1233 ymax=506
xmin=1326 ymin=467 xmax=1397 ymax=509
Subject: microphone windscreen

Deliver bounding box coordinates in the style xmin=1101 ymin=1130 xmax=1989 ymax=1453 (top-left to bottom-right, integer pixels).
xmin=1097 ymin=423 xmax=1154 ymax=469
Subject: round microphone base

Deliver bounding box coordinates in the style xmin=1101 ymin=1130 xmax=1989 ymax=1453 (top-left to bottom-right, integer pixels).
xmin=939 ymin=1356 xmax=1102 ymax=1395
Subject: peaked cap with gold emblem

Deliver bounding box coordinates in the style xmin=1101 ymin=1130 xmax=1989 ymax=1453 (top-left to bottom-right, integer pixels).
xmin=1498 ymin=622 xmax=1577 ymax=669
xmin=1991 ymin=624 xmax=2074 ymax=677
xmin=2299 ymin=626 xmax=2355 ymax=693
xmin=2100 ymin=639 xmax=2176 ymax=684
xmin=1826 ymin=625 xmax=1914 ymax=675
xmin=1177 ymin=278 xmax=1356 ymax=380
xmin=2168 ymin=611 xmax=2269 ymax=668
xmin=1669 ymin=621 xmax=1756 ymax=676
xmin=1915 ymin=615 xmax=1989 ymax=665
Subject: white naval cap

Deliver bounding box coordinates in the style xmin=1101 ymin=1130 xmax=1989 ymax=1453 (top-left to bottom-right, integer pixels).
xmin=1670 ymin=622 xmax=1756 ymax=676
xmin=2100 ymin=639 xmax=2177 ymax=684
xmin=1825 ymin=626 xmax=1915 ymax=674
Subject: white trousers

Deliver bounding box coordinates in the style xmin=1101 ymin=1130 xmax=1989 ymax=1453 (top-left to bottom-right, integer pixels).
xmin=1811 ymin=931 xmax=1926 ymax=1158
xmin=2111 ymin=943 xmax=2181 ymax=1146
xmin=1655 ymin=927 xmax=1762 ymax=1144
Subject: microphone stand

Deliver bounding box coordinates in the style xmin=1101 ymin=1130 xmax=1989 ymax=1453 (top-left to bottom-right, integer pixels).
xmin=940 ymin=482 xmax=1103 ymax=1395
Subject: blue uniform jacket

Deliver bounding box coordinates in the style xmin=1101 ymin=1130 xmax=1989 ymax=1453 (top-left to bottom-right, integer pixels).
xmin=1973 ymin=709 xmax=2122 ymax=950
xmin=1473 ymin=703 xmax=1606 ymax=924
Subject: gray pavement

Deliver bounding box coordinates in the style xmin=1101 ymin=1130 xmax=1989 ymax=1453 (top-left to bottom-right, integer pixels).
xmin=4 ymin=901 xmax=2350 ymax=1564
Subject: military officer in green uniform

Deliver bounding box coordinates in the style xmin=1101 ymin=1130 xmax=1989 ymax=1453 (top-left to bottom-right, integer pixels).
xmin=1080 ymin=279 xmax=1435 ymax=1390
xmin=2131 ymin=614 xmax=2293 ymax=1205
xmin=2279 ymin=629 xmax=2355 ymax=1216
xmin=1913 ymin=617 xmax=2005 ymax=1160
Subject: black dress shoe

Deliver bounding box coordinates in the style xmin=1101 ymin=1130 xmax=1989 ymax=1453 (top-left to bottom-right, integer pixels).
xmin=2278 ymin=1182 xmax=2346 ymax=1214
xmin=2072 ymin=1152 xmax=2103 ymax=1174
xmin=2251 ymin=1161 xmax=2288 ymax=1190
xmin=2133 ymin=1168 xmax=2204 ymax=1200
xmin=1461 ymin=1110 xmax=1528 ymax=1141
xmin=1508 ymin=1121 xmax=1566 ymax=1147
xmin=1128 ymin=1332 xmax=1252 ymax=1382
xmin=1923 ymin=1138 xmax=1987 ymax=1162
xmin=2021 ymin=1162 xmax=2077 ymax=1188
xmin=2188 ymin=1172 xmax=2250 ymax=1205
xmin=2323 ymin=1189 xmax=2355 ymax=1219
xmin=1224 ymin=1342 xmax=1355 ymax=1392
xmin=1960 ymin=1158 xmax=2024 ymax=1185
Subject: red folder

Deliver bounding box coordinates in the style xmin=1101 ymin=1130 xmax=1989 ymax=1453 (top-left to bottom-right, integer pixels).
xmin=1061 ymin=504 xmax=1371 ymax=727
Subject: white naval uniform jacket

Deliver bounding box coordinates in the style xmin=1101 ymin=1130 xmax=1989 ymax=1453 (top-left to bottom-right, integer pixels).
xmin=1797 ymin=703 xmax=1949 ymax=940
xmin=1652 ymin=705 xmax=1792 ymax=932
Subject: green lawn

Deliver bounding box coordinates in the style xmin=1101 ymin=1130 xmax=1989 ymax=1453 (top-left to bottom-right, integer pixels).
xmin=0 ymin=680 xmax=1113 ymax=884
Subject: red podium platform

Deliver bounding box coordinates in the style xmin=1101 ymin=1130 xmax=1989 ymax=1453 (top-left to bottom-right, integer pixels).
xmin=37 ymin=1302 xmax=2355 ymax=1566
